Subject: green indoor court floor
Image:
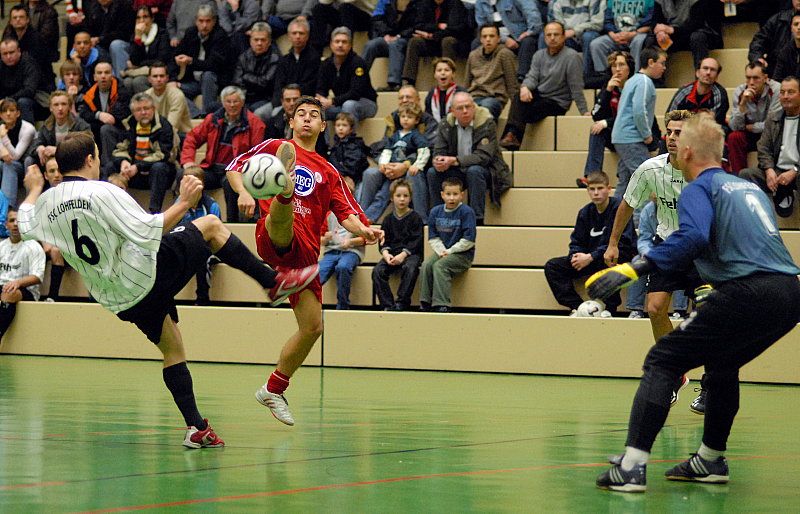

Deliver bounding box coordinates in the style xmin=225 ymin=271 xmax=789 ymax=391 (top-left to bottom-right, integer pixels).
xmin=1 ymin=355 xmax=799 ymax=513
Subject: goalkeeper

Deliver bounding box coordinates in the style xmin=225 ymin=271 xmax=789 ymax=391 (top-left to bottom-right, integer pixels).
xmin=588 ymin=115 xmax=800 ymax=493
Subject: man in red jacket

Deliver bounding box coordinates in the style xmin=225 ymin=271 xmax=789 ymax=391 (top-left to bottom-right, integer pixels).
xmin=180 ymin=85 xmax=266 ymax=222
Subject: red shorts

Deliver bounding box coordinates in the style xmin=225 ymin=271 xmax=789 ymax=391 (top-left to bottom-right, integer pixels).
xmin=255 ymin=220 xmax=322 ymax=307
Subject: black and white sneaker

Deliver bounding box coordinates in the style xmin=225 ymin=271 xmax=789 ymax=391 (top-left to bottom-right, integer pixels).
xmin=596 ymin=455 xmax=647 ymax=493
xmin=690 ymin=387 xmax=707 ymax=415
xmin=670 ymin=375 xmax=690 ymax=407
xmin=665 ymin=453 xmax=729 ymax=483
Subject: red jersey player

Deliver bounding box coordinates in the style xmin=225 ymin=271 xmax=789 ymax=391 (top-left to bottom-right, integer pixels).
xmin=227 ymin=96 xmax=380 ymax=425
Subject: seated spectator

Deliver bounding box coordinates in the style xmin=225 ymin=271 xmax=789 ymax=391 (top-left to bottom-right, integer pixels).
xmin=115 ymin=6 xmax=173 ymax=93
xmin=106 ymin=92 xmax=178 ymax=213
xmin=166 ymin=0 xmax=210 ymax=47
xmin=107 ymin=171 xmax=129 ymax=189
xmin=218 ymin=0 xmax=261 ymax=54
xmin=2 ymin=5 xmax=56 ymax=95
xmin=419 ymin=176 xmax=476 ymax=312
xmin=0 ymin=208 xmax=45 ymax=342
xmin=184 ymin=85 xmax=266 ymax=222
xmin=727 ymin=61 xmax=781 ymax=174
xmin=328 ymin=112 xmax=370 ymax=192
xmin=0 ymin=39 xmax=40 ymax=123
xmin=58 ymin=61 xmax=86 ymax=107
xmin=499 ymin=21 xmax=589 ymax=151
xmin=168 ymin=3 xmax=232 ymax=117
xmin=65 ymin=0 xmax=93 ymax=50
xmin=373 ymin=85 xmax=438 ymax=153
xmin=267 ymin=84 xmax=329 ymax=156
xmin=86 ymin=0 xmax=136 ymax=74
xmin=589 ymin=0 xmax=652 ymax=73
xmin=77 ymin=60 xmax=132 ymax=165
xmin=666 ymin=57 xmax=729 ymax=128
xmin=424 ymin=57 xmax=467 ymax=123
xmin=581 ymin=51 xmax=655 ymax=182
xmin=177 ymin=165 xmax=221 ymax=305
xmin=23 ymin=0 xmax=60 ymax=63
xmin=740 ymin=76 xmax=800 ymax=217
xmin=361 ymin=101 xmax=431 ymax=223
xmin=475 ymin=0 xmax=542 ymax=83
xmin=773 ymin=12 xmax=800 ymax=82
xmin=310 ymin=0 xmax=373 ymax=53
xmin=232 ymin=22 xmax=281 ymax=122
xmin=649 ymin=0 xmax=722 ymax=71
xmin=27 ymin=91 xmax=92 ymax=171
xmin=401 ymin=0 xmax=472 ymax=86
xmin=0 ymin=99 xmax=36 ymax=205
xmin=69 ymin=31 xmax=109 ymax=88
xmin=362 ymin=0 xmax=421 ymax=92
xmin=262 ymin=1 xmax=314 ymax=38
xmin=547 ymin=0 xmax=603 ymax=77
xmin=372 ymin=178 xmax=424 ymax=310
xmin=430 ymin=92 xmax=511 ymax=225
xmin=719 ymin=0 xmax=785 ymax=26
xmin=133 ymin=0 xmax=172 ymax=26
xmin=319 ymin=207 xmax=367 ymax=310
xmin=145 ymin=62 xmax=193 ymax=135
xmin=748 ymin=0 xmax=799 ymax=77
xmin=544 ymin=171 xmax=635 ymax=316
xmin=271 ymin=18 xmax=319 ymax=113
xmin=466 ymin=23 xmax=519 ymax=120
xmin=315 ymin=27 xmax=378 ymax=124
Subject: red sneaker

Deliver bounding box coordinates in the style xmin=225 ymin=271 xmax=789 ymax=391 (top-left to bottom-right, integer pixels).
xmin=183 ymin=419 xmax=225 ymax=449
xmin=266 ymin=264 xmax=319 ymax=306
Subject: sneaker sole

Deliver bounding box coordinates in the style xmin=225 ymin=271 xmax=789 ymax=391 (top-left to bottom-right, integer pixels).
xmin=255 ymin=393 xmax=295 ymax=426
xmin=689 ymin=406 xmax=706 ymax=415
xmin=269 ymin=268 xmax=319 ymax=307
xmin=665 ymin=474 xmax=728 ymax=483
xmin=597 ymin=484 xmax=647 ymax=493
xmin=182 ymin=441 xmax=225 ymax=449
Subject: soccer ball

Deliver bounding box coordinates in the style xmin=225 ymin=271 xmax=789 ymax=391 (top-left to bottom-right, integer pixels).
xmin=241 ymin=153 xmax=288 ymax=199
xmin=574 ymin=300 xmax=605 ymax=317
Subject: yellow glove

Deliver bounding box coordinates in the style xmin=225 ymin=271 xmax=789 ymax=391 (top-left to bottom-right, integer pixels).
xmin=585 ymin=263 xmax=640 ymax=300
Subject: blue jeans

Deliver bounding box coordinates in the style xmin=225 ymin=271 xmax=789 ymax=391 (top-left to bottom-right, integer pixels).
xmin=1 ymin=160 xmax=22 ymax=206
xmin=590 ymin=33 xmax=648 ymax=72
xmin=474 ymin=97 xmax=504 ymax=119
xmin=318 ymin=250 xmax=361 ymax=309
xmin=109 ymin=39 xmax=130 ymax=78
xmin=613 ymin=142 xmax=650 ymax=199
xmin=427 ymin=165 xmax=490 ymax=220
xmin=359 ymin=166 xmax=429 ymax=223
xmin=180 ymin=71 xmax=219 ymax=116
xmin=584 ymin=130 xmax=611 ymax=176
xmin=325 ymin=98 xmax=378 ymax=124
xmin=361 ymin=37 xmax=408 ymax=87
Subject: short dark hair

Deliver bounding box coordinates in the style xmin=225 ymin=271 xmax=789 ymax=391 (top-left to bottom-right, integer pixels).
xmin=478 ymin=23 xmax=499 ymax=37
xmin=746 ymin=60 xmax=767 ymax=75
xmin=9 ymin=5 xmax=28 ymax=17
xmin=56 ymin=132 xmax=96 ymax=175
xmin=335 ymin=111 xmax=356 ymax=128
xmin=442 ymin=176 xmax=464 ymax=191
xmin=586 ymin=171 xmax=610 ymax=186
xmin=149 ymin=61 xmax=168 ymax=73
xmin=783 ymin=75 xmax=800 ymax=90
xmin=640 ymin=46 xmax=667 ymax=70
xmin=294 ymin=95 xmax=324 ymax=118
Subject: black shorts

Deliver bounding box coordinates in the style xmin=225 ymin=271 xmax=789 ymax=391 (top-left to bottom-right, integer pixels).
xmin=20 ymin=288 xmax=34 ymax=301
xmin=645 ymin=238 xmax=704 ymax=296
xmin=117 ymin=221 xmax=211 ymax=344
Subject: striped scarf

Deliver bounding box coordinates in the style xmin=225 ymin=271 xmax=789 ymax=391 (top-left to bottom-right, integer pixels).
xmin=431 ymin=83 xmax=458 ymax=122
xmin=134 ymin=122 xmax=153 ymax=161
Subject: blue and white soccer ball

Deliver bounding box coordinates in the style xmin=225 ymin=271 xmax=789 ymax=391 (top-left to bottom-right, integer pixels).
xmin=241 ymin=153 xmax=287 ymax=199
xmin=575 ymin=300 xmax=606 ymax=317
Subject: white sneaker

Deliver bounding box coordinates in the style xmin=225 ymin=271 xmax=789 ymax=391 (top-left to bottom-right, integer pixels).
xmin=628 ymin=310 xmax=644 ymax=319
xmin=255 ymin=385 xmax=295 ymax=426
xmin=569 ymin=309 xmax=578 ymax=317
xmin=599 ymin=310 xmax=612 ymax=318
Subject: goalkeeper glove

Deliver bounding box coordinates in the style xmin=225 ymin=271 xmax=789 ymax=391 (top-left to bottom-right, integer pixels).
xmin=585 ymin=257 xmax=655 ymax=300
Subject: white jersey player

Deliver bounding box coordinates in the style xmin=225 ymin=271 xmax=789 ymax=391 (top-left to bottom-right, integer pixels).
xmin=17 ymin=132 xmax=318 ymax=448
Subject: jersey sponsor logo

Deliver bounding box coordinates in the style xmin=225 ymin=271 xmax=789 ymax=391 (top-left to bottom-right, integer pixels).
xmin=590 ymin=227 xmax=605 ymax=237
xmin=293 ymin=166 xmax=316 ymax=197
xmin=0 ymin=262 xmax=22 ymax=272
xmin=47 ymin=199 xmax=92 ymax=223
xmin=659 ymin=196 xmax=678 ymax=210
xmin=293 ymin=199 xmax=312 ymax=218
xmin=171 ymin=226 xmax=186 ymax=233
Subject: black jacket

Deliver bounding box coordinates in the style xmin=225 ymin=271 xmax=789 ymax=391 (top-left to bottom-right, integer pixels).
xmin=78 ymin=78 xmax=132 ymax=129
xmin=271 ymin=45 xmax=320 ymax=106
xmin=328 ymin=134 xmax=370 ymax=181
xmin=372 ymin=0 xmax=422 ymax=38
xmin=411 ymin=0 xmax=471 ymax=42
xmin=233 ymin=45 xmax=281 ymax=105
xmin=316 ymin=51 xmax=377 ymax=105
xmin=570 ymin=196 xmax=635 ymax=261
xmin=87 ymin=0 xmax=136 ymax=50
xmin=169 ymin=24 xmax=232 ymax=86
xmin=772 ymin=44 xmax=800 ymax=82
xmin=0 ymin=54 xmax=41 ymax=101
xmin=128 ymin=26 xmax=173 ymax=67
xmin=2 ymin=27 xmax=55 ymax=91
xmin=749 ymin=8 xmax=794 ymax=76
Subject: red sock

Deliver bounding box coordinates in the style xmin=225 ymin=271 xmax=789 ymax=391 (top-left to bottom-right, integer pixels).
xmin=267 ymin=370 xmax=290 ymax=395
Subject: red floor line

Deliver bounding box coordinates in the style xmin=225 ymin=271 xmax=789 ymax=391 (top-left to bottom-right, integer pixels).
xmin=0 ymin=481 xmax=69 ymax=490
xmin=68 ymin=454 xmax=800 ymax=513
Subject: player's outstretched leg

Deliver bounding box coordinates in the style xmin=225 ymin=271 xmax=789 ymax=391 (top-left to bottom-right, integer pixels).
xmin=255 ymin=289 xmax=323 ymax=425
xmin=157 ymin=315 xmax=224 ymax=448
xmin=191 ymin=214 xmax=318 ymax=305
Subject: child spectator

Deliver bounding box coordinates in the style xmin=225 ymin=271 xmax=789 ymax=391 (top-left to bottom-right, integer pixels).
xmin=359 ymin=102 xmax=431 ymax=223
xmin=57 ymin=61 xmax=85 ymax=112
xmin=372 ymin=179 xmax=425 ymax=311
xmin=177 ymin=166 xmax=221 ymax=305
xmin=327 ymin=112 xmax=370 ymax=193
xmin=419 ymin=176 xmax=476 ymax=313
xmin=424 ymin=57 xmax=467 ymax=124
xmin=319 ymin=205 xmax=367 ymax=310
xmin=544 ymin=171 xmax=635 ymax=316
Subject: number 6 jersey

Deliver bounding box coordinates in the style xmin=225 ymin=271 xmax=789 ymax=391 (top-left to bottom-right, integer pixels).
xmin=18 ymin=177 xmax=164 ymax=313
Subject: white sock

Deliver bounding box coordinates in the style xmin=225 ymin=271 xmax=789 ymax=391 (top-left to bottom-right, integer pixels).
xmin=621 ymin=446 xmax=650 ymax=471
xmin=697 ymin=443 xmax=724 ymax=461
